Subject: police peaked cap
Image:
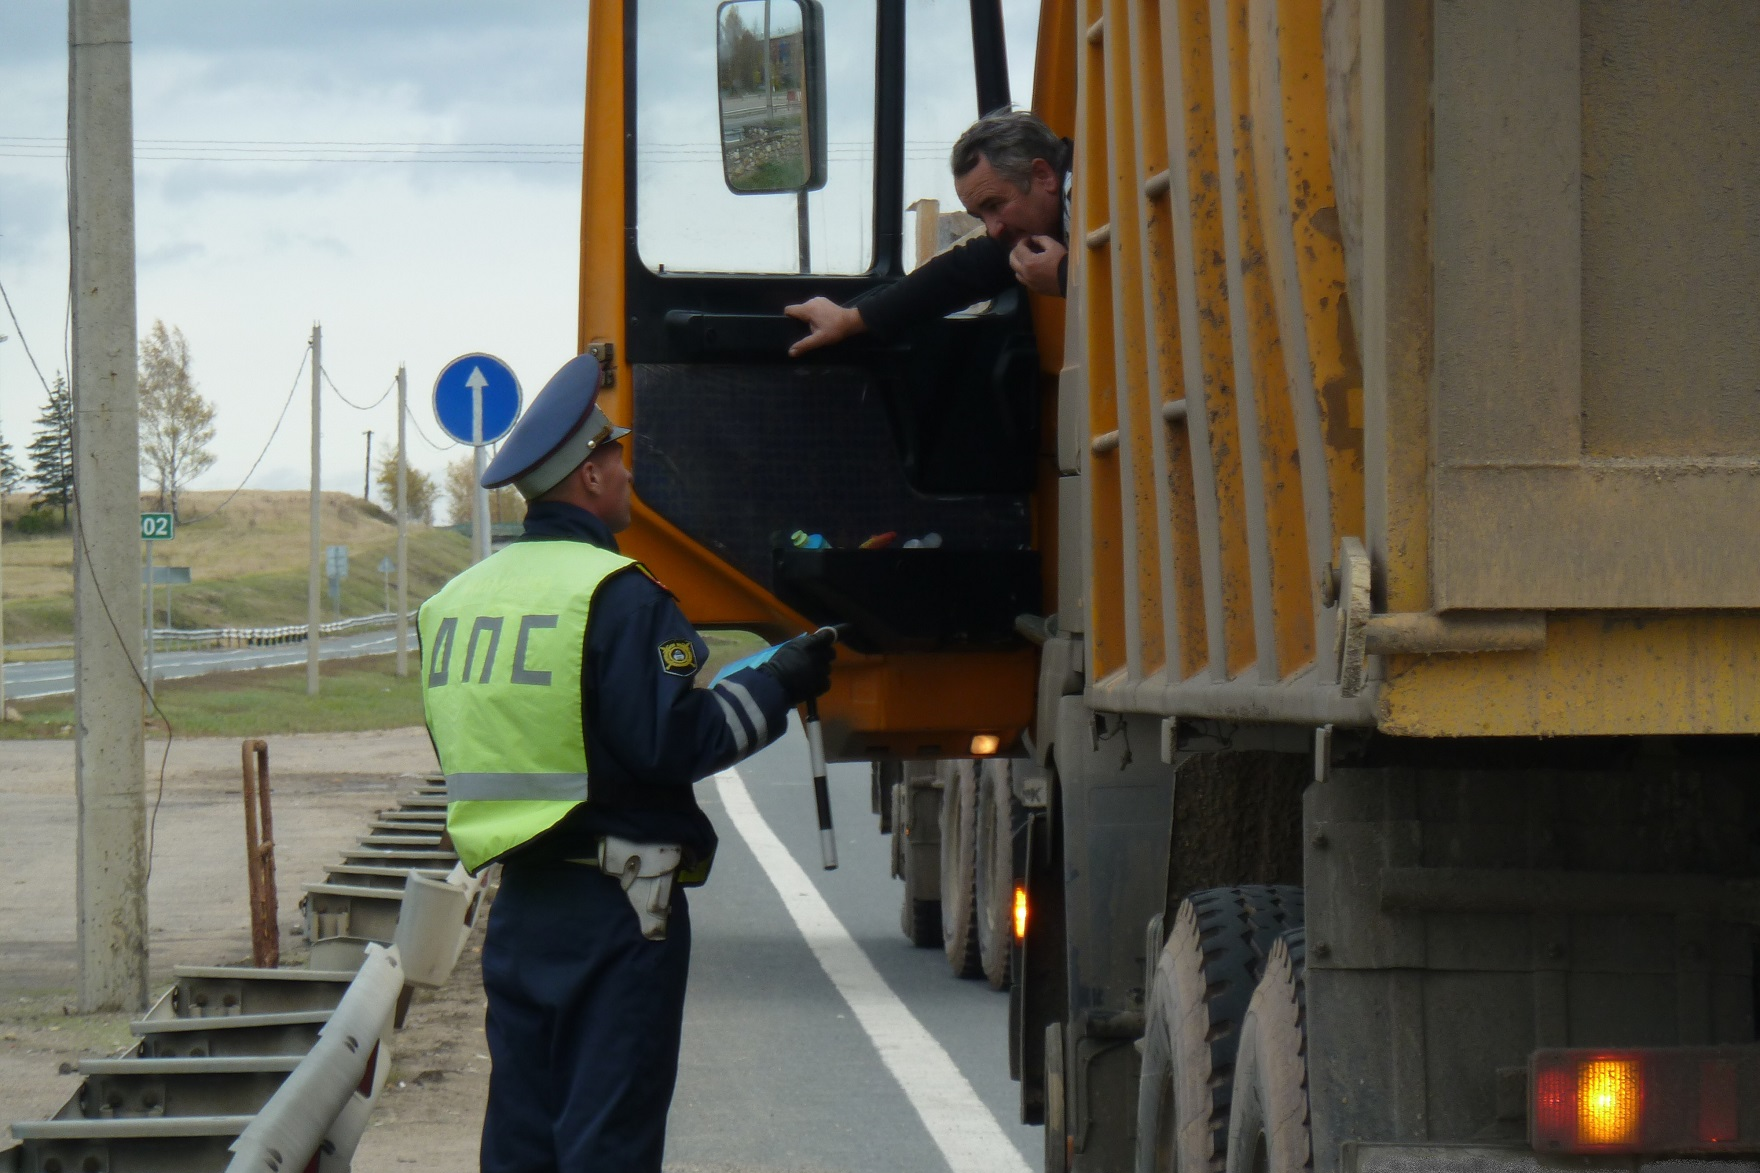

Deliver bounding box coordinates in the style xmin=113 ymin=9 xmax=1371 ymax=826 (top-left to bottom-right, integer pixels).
xmin=481 ymin=353 xmax=630 ymax=500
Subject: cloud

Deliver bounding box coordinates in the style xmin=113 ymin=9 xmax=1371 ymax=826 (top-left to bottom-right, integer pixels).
xmin=0 ymin=174 xmax=65 ymax=263
xmin=139 ymin=240 xmax=205 ymax=268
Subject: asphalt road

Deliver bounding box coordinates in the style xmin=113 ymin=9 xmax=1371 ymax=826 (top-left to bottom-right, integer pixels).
xmin=666 ymin=726 xmax=1040 ymax=1173
xmin=2 ymin=629 xmax=405 ymax=701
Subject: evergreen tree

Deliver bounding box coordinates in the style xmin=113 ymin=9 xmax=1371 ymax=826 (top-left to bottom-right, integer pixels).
xmin=0 ymin=430 xmax=21 ymax=511
xmin=27 ymin=374 xmax=74 ymax=525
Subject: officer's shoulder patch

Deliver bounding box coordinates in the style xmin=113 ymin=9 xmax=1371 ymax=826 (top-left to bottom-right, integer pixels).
xmin=658 ymin=639 xmax=699 ymax=677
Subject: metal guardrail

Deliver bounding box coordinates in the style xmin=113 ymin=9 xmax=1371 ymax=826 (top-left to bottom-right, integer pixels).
xmin=0 ymin=767 xmax=479 ymax=1173
xmin=224 ymin=945 xmax=404 ymax=1173
xmin=150 ymin=611 xmax=418 ymax=652
xmin=4 ymin=613 xmax=418 ymax=658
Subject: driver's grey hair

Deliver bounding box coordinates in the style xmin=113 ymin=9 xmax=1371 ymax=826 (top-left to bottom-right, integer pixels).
xmin=950 ymin=109 xmax=1067 ymax=189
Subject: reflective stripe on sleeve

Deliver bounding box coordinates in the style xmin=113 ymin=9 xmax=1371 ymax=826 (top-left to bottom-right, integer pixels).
xmin=717 ymin=680 xmax=770 ymax=746
xmin=712 ymin=691 xmax=750 ymax=754
xmin=445 ymin=772 xmax=592 ymax=802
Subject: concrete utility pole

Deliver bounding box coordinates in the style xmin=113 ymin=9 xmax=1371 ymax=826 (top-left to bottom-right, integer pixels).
xmin=307 ymin=323 xmax=321 ymax=696
xmin=69 ymin=0 xmax=148 ymax=1013
xmin=0 ymin=333 xmax=10 ymax=721
xmin=361 ymin=429 xmax=372 ymax=501
xmin=394 ymin=364 xmax=408 ymax=676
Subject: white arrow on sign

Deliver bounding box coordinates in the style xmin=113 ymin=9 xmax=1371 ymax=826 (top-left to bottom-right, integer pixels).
xmin=466 ymin=366 xmax=488 ymax=446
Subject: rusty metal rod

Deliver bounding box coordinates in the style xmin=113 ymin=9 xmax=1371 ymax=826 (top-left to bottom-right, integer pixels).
xmin=241 ymin=739 xmax=279 ymax=968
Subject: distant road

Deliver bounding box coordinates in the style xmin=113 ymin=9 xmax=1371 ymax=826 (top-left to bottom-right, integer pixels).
xmin=3 ymin=630 xmax=406 ymax=702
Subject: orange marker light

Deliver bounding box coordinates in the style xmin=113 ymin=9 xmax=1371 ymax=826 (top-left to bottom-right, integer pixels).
xmin=1536 ymin=1047 xmax=1758 ymax=1154
xmin=1012 ymin=885 xmax=1028 ymax=940
xmin=971 ymin=734 xmax=1001 ymax=756
xmin=1577 ymin=1057 xmax=1642 ymax=1148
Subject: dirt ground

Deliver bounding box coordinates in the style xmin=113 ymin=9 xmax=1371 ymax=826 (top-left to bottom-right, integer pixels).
xmin=0 ymin=725 xmax=492 ymax=1164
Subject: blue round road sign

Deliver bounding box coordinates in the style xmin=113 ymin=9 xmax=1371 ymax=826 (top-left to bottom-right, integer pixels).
xmin=433 ymin=353 xmax=521 ymax=446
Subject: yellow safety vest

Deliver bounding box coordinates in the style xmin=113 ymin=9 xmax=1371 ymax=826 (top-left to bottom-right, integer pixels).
xmin=419 ymin=539 xmax=634 ymax=872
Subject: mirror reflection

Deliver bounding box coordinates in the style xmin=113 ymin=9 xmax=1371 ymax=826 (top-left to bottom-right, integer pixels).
xmin=717 ymin=0 xmax=820 ymax=193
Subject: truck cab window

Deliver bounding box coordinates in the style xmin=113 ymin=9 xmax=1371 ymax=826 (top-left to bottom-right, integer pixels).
xmin=903 ymin=0 xmax=985 ymax=275
xmin=635 ymin=0 xmax=876 ymax=275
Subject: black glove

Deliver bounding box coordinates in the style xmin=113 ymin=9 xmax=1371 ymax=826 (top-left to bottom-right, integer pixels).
xmin=758 ymin=629 xmax=836 ymax=705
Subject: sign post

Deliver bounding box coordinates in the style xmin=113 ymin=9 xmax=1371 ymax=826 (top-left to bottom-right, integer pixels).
xmin=433 ymin=354 xmax=521 ymax=563
xmin=140 ymin=512 xmax=174 ymax=697
xmin=325 ymin=544 xmax=349 ymax=622
xmin=378 ymin=555 xmax=395 ymax=613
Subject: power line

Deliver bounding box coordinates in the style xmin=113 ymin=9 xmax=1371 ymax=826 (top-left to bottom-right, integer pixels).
xmin=0 ymin=273 xmax=58 ymax=397
xmin=179 ymin=345 xmax=311 ymax=526
xmin=404 ymin=398 xmax=460 ymax=452
xmin=321 ymin=366 xmax=394 ymax=411
xmin=0 ymin=134 xmax=951 ymax=167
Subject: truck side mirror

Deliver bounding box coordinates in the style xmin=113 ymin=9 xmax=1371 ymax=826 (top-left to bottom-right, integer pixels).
xmin=715 ymin=0 xmax=827 ymax=195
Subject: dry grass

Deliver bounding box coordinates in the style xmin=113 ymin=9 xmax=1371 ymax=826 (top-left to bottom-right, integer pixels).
xmin=3 ymin=490 xmax=421 ymax=599
xmin=1 ymin=491 xmax=472 ymax=643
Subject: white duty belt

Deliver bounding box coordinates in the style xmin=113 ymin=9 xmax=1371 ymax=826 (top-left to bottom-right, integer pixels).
xmin=576 ymin=836 xmax=684 ymax=941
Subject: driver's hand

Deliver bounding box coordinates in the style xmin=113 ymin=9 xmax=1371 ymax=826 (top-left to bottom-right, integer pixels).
xmin=784 ymin=298 xmax=867 ymax=358
xmin=1009 ymin=235 xmax=1067 ymax=297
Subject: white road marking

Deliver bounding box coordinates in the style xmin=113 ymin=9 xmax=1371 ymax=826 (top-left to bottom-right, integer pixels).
xmin=714 ymin=769 xmax=1032 ymax=1173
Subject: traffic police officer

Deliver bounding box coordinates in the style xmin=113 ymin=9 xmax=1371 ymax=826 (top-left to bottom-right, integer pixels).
xmin=418 ymin=352 xmax=835 ymax=1173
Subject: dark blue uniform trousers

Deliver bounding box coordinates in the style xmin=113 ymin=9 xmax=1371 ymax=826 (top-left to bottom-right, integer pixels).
xmin=480 ymin=863 xmax=691 ymax=1173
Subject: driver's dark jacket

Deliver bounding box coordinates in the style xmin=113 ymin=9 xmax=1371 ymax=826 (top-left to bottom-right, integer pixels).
xmin=853 ymin=162 xmax=1072 ymax=340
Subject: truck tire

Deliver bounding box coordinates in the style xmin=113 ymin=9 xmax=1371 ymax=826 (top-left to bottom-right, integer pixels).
xmin=973 ymin=759 xmax=1018 ymax=990
xmin=1135 ymin=886 xmax=1304 ymax=1173
xmin=1223 ymin=930 xmax=1310 ymax=1173
xmin=940 ymin=761 xmax=983 ymax=978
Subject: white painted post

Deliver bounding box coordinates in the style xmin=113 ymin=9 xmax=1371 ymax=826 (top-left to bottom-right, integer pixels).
xmin=143 ymin=538 xmax=154 ymax=700
xmin=69 ymin=0 xmax=149 ymax=1013
xmin=307 ymin=323 xmax=321 ymax=696
xmin=471 ymin=379 xmax=488 ymax=563
xmin=395 ymin=364 xmax=409 ymax=676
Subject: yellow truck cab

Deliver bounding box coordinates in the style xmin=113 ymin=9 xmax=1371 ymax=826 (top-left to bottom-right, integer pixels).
xmin=582 ymin=3 xmax=1760 ymax=1171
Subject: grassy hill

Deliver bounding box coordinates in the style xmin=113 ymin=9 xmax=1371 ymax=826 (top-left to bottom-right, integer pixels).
xmin=2 ymin=490 xmax=472 ymax=645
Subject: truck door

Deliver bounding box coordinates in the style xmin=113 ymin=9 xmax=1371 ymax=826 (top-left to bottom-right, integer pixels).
xmin=579 ymin=0 xmax=1050 ymax=759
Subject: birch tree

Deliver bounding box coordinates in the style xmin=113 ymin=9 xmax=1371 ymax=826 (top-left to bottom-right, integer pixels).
xmin=139 ymin=320 xmax=217 ymax=518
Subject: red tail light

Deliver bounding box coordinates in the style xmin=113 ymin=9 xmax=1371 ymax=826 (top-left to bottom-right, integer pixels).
xmin=1531 ymin=1047 xmax=1759 ymax=1155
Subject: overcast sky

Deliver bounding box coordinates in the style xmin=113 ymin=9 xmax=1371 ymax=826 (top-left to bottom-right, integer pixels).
xmin=0 ymin=2 xmax=1039 ymax=513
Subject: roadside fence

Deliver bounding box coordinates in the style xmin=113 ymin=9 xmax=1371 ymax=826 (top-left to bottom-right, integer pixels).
xmin=149 ymin=610 xmax=419 ymax=652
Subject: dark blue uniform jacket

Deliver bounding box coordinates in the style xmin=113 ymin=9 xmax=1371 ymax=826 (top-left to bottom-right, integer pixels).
xmin=500 ymin=500 xmax=792 ymax=867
